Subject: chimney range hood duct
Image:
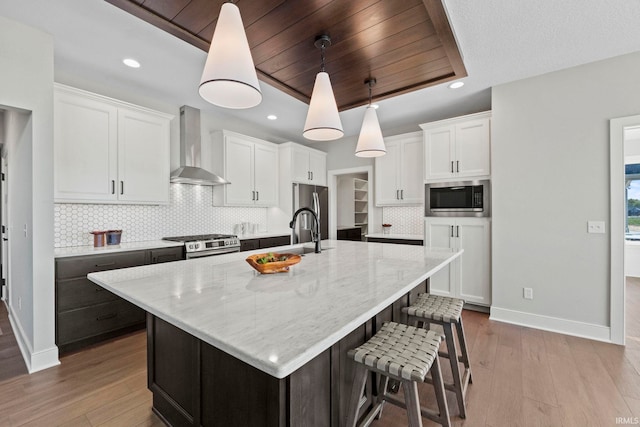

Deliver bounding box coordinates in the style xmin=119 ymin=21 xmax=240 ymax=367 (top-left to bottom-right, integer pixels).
xmin=170 ymin=105 xmax=229 ymax=186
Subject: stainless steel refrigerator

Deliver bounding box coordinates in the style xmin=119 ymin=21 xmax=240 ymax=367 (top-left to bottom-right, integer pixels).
xmin=292 ymin=183 xmax=329 ymax=243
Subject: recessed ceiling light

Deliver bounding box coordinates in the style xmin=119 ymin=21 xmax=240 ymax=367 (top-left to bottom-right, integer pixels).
xmin=448 ymin=81 xmax=464 ymax=89
xmin=123 ymin=58 xmax=141 ymax=68
xmin=267 ymin=114 xmax=277 ymax=120
xmin=370 ymin=104 xmax=379 ymax=110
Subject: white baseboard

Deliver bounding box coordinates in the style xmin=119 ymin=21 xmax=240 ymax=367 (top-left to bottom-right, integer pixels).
xmin=490 ymin=306 xmax=611 ymax=343
xmin=8 ymin=307 xmax=59 ymax=373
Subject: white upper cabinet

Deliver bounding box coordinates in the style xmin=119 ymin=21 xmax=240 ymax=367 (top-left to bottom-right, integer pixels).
xmin=54 ymin=84 xmax=172 ymax=204
xmin=212 ymin=130 xmax=278 ymax=207
xmin=285 ymin=143 xmax=327 ymax=186
xmin=117 ymin=108 xmax=171 ymax=203
xmin=374 ymin=132 xmax=423 ymax=206
xmin=421 ymin=112 xmax=491 ymax=182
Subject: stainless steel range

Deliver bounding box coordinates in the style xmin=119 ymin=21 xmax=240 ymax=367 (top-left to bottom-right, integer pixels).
xmin=162 ymin=234 xmax=240 ymax=259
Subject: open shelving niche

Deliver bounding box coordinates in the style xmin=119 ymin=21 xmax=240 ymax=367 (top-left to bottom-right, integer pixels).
xmin=354 ymin=178 xmax=369 ymax=236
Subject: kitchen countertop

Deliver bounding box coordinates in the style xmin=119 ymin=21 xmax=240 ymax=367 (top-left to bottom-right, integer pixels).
xmin=54 ymin=240 xmax=183 ymax=258
xmin=88 ymin=240 xmax=462 ymax=378
xmin=365 ymin=233 xmax=424 ymax=240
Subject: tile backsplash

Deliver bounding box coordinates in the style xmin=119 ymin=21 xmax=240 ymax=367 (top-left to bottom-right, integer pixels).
xmin=381 ymin=206 xmax=424 ymax=235
xmin=54 ymin=185 xmax=268 ymax=247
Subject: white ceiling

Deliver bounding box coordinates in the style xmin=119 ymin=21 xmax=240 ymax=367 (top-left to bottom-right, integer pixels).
xmin=2 ymin=0 xmax=640 ymax=143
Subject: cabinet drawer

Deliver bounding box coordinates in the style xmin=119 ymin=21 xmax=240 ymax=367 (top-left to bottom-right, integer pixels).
xmin=259 ymin=236 xmax=290 ymax=249
xmin=57 ymin=299 xmax=145 ymax=345
xmin=56 ymin=251 xmax=147 ymax=279
xmin=240 ymin=239 xmax=260 ymax=252
xmin=149 ymin=247 xmax=184 ymax=264
xmin=57 ymin=278 xmax=119 ymax=311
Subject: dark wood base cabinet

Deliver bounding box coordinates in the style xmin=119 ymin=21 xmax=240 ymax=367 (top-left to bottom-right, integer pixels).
xmin=55 ymin=246 xmax=184 ymax=354
xmin=239 ymin=235 xmax=291 ymax=252
xmin=147 ymin=280 xmax=427 ymax=427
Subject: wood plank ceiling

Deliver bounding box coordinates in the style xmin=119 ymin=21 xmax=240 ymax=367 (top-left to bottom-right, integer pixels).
xmin=105 ymin=0 xmax=466 ymax=111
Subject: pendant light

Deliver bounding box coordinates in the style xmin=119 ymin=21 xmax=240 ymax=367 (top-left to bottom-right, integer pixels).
xmin=355 ymin=78 xmax=386 ymax=157
xmin=199 ymin=2 xmax=262 ymax=109
xmin=303 ymin=35 xmax=344 ymax=141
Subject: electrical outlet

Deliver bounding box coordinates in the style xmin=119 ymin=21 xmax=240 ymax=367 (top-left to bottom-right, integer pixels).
xmin=587 ymin=221 xmax=605 ymax=234
xmin=523 ymin=288 xmax=533 ymax=300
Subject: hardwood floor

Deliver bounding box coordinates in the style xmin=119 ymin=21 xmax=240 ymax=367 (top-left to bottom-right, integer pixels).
xmin=2 ymin=280 xmax=640 ymax=426
xmin=0 ymin=303 xmax=27 ymax=383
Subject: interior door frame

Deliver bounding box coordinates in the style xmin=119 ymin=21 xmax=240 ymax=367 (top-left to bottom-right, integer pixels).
xmin=610 ymin=114 xmax=640 ymax=345
xmin=327 ymin=166 xmax=374 ymax=240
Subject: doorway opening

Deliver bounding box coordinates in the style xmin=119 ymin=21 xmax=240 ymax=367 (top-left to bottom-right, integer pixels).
xmin=610 ymin=115 xmax=640 ymax=344
xmin=328 ymin=166 xmax=375 ymax=241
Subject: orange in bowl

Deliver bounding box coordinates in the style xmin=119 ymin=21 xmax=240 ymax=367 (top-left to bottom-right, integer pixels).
xmin=246 ymin=252 xmax=302 ymax=274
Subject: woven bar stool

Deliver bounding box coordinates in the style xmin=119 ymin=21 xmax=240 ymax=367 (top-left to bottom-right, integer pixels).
xmin=402 ymin=294 xmax=472 ymax=419
xmin=346 ymin=321 xmax=451 ymax=427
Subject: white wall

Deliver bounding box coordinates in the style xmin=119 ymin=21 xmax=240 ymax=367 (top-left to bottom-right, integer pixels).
xmin=0 ymin=16 xmax=57 ymax=371
xmin=491 ymin=51 xmax=640 ymax=340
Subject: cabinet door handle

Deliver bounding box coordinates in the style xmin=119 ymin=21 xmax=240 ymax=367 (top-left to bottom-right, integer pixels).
xmin=456 ymin=161 xmax=460 ymax=173
xmin=456 ymin=225 xmax=460 ymax=237
xmin=451 ymin=161 xmax=454 ymax=173
xmin=95 ymin=262 xmax=116 ymax=267
xmin=450 ymin=225 xmax=454 ymax=237
xmin=308 ymin=171 xmax=311 ymax=180
xmin=400 ymin=189 xmax=404 ymax=200
xmin=311 ymin=171 xmax=314 ymax=180
xmin=111 ymin=180 xmax=115 ymax=194
xmin=396 ymin=190 xmax=400 ymax=200
xmin=120 ymin=181 xmax=124 ymax=195
xmin=256 ymin=191 xmax=259 ymax=201
xmin=251 ymin=190 xmax=255 ymax=201
xmin=96 ymin=313 xmax=117 ymax=321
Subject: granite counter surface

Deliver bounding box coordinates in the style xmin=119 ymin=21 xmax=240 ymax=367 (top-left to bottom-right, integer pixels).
xmin=88 ymin=240 xmax=461 ymax=378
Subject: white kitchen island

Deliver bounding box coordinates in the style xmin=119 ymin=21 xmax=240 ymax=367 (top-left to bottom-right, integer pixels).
xmin=88 ymin=240 xmax=462 ymax=427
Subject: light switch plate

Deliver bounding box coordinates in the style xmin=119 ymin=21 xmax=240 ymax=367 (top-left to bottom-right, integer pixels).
xmin=587 ymin=221 xmax=606 ymax=234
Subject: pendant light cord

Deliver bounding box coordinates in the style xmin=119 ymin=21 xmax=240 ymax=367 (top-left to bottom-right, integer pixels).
xmin=320 ymin=42 xmax=326 ymax=72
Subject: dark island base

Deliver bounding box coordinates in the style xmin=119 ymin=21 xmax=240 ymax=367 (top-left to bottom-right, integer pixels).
xmin=147 ymin=280 xmax=428 ymax=427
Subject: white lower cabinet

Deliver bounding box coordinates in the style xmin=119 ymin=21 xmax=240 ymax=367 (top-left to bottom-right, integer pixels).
xmin=424 ymin=217 xmax=491 ymax=306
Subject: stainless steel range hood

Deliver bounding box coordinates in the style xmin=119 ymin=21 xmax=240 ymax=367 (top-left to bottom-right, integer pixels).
xmin=170 ymin=105 xmax=229 ymax=186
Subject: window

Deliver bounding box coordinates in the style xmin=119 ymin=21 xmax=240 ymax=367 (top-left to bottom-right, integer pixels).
xmin=626 ymin=164 xmax=640 ymax=240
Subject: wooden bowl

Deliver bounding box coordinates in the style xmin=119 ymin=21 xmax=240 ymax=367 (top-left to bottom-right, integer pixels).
xmin=245 ymin=253 xmax=302 ymax=274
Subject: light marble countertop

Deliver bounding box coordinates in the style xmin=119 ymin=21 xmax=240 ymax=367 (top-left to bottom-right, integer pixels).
xmin=88 ymin=240 xmax=461 ymax=378
xmin=366 ymin=233 xmax=424 ymax=240
xmin=54 ymin=240 xmax=183 ymax=258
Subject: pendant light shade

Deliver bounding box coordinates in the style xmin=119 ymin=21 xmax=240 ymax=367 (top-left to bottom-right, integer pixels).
xmin=199 ymin=3 xmax=262 ymax=109
xmin=303 ymin=35 xmax=343 ymax=141
xmin=303 ymin=71 xmax=344 ymax=141
xmin=355 ymin=106 xmax=386 ymax=157
xmin=355 ymin=78 xmax=386 ymax=157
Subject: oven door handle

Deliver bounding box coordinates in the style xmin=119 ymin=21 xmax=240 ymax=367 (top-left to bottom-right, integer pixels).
xmin=186 ymin=247 xmax=241 ymax=258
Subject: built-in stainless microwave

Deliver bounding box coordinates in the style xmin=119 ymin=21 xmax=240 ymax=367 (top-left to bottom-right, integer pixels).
xmin=425 ymin=180 xmax=490 ymax=217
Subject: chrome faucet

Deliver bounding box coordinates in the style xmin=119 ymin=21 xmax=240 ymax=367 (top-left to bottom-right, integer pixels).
xmin=290 ymin=207 xmax=321 ymax=253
